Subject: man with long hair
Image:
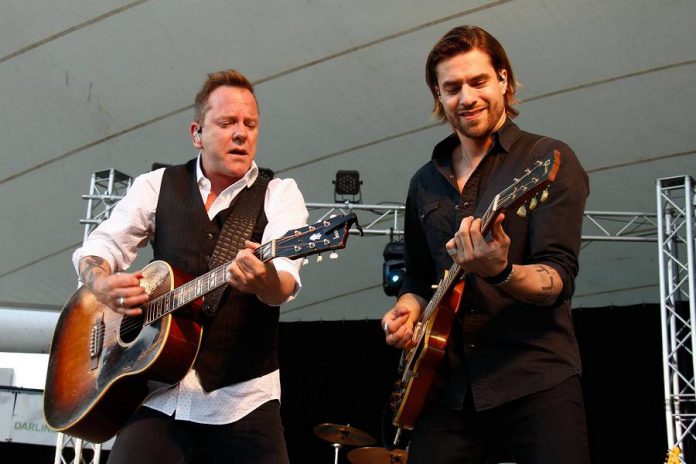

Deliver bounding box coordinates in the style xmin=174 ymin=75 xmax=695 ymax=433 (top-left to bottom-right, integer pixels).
xmin=382 ymin=26 xmax=590 ymax=463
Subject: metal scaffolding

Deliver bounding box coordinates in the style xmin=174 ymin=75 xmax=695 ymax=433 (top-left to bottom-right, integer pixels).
xmin=52 ymin=171 xmax=131 ymax=464
xmin=658 ymin=175 xmax=696 ymax=463
xmin=79 ymin=169 xmax=133 ymax=243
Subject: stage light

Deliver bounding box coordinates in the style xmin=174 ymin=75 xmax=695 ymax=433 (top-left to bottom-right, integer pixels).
xmin=333 ymin=170 xmax=362 ymax=203
xmin=383 ymin=241 xmax=405 ymax=297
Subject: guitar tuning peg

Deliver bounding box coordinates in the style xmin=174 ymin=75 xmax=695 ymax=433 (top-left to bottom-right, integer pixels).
xmin=540 ymin=188 xmax=549 ymax=203
xmin=529 ymin=196 xmax=538 ymax=210
xmin=316 ymin=255 xmax=323 ymax=263
xmin=516 ymin=205 xmax=527 ymax=218
xmin=329 ymin=251 xmax=339 ymax=259
xmin=302 ymin=258 xmax=309 ymax=266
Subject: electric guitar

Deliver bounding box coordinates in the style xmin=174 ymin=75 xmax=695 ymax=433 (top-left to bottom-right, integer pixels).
xmin=390 ymin=151 xmax=561 ymax=432
xmin=44 ymin=213 xmax=360 ymax=443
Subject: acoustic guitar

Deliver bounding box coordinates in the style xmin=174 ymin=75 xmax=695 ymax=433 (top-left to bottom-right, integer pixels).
xmin=390 ymin=151 xmax=561 ymax=432
xmin=44 ymin=213 xmax=359 ymax=443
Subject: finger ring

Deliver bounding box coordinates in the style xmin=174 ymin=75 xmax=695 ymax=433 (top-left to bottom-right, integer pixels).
xmin=447 ymin=247 xmax=457 ymax=257
xmin=383 ymin=321 xmax=389 ymax=334
xmin=118 ymin=296 xmax=125 ymax=307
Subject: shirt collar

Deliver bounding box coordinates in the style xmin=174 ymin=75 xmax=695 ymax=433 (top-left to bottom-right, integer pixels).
xmin=195 ymin=153 xmax=259 ymax=190
xmin=431 ymin=118 xmax=522 ymax=165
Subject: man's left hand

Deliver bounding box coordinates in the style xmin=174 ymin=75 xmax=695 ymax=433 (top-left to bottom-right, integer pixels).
xmin=445 ymin=213 xmax=510 ymax=277
xmin=226 ymin=240 xmax=276 ymax=295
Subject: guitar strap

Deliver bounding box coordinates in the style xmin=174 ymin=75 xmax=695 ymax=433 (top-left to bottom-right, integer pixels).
xmin=201 ymin=175 xmax=270 ymax=317
xmin=474 ymin=135 xmax=551 ymax=219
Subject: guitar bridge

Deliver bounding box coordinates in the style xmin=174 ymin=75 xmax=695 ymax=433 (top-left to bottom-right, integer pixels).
xmin=89 ymin=314 xmax=105 ymax=370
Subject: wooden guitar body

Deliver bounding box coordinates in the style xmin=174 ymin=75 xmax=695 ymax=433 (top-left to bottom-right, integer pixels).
xmin=392 ymin=279 xmax=465 ymax=430
xmin=43 ymin=261 xmax=203 ymax=443
xmin=43 ymin=213 xmax=360 ymax=443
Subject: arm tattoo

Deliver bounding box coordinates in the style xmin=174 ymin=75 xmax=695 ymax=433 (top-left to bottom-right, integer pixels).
xmin=80 ymin=256 xmax=107 ymax=289
xmin=530 ymin=265 xmax=555 ymax=304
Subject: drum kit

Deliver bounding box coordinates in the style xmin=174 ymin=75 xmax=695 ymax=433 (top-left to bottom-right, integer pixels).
xmin=313 ymin=423 xmax=408 ymax=464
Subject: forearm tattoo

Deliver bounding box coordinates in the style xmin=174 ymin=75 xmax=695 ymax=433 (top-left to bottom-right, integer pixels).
xmin=80 ymin=256 xmax=107 ymax=289
xmin=531 ymin=265 xmax=555 ymax=304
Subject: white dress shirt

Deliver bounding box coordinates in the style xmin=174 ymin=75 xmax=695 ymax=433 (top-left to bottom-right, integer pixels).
xmin=73 ymin=156 xmax=308 ymax=424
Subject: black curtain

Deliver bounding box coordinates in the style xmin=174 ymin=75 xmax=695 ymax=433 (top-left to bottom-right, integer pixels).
xmin=279 ymin=305 xmax=667 ymax=464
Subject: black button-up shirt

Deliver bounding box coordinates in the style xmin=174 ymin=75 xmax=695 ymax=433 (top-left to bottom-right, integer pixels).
xmin=399 ymin=119 xmax=589 ymax=411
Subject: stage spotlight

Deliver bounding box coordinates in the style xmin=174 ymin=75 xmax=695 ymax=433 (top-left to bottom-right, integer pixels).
xmin=333 ymin=170 xmax=362 ymax=203
xmin=383 ymin=241 xmax=405 ymax=297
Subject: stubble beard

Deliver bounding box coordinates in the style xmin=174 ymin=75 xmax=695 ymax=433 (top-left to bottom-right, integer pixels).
xmin=448 ymin=101 xmax=505 ymax=140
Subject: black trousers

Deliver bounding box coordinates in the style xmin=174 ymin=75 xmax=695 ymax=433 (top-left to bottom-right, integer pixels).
xmin=408 ymin=375 xmax=590 ymax=464
xmin=106 ymin=400 xmax=289 ymax=464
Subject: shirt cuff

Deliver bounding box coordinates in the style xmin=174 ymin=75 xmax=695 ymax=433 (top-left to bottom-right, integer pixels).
xmin=264 ymin=256 xmax=303 ymax=305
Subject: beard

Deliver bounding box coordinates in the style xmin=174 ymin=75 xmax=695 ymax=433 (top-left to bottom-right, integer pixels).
xmin=446 ymin=98 xmax=506 ymax=140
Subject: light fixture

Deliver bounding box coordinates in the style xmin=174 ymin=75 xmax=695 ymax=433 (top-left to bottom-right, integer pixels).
xmin=333 ymin=170 xmax=362 ymax=203
xmin=382 ymin=240 xmax=405 ymax=296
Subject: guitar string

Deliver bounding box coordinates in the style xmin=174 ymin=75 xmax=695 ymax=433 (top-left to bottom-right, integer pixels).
xmin=103 ymin=222 xmax=342 ymax=339
xmin=98 ymin=239 xmax=287 ymax=341
xmin=98 ymin=241 xmax=273 ymax=341
xmin=94 ymin=223 xmax=346 ymax=344
xmin=405 ymin=170 xmax=549 ymax=358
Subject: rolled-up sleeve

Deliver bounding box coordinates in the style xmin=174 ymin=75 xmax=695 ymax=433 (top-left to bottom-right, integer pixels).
xmin=263 ymin=178 xmax=309 ymax=302
xmin=527 ymin=142 xmax=589 ymax=300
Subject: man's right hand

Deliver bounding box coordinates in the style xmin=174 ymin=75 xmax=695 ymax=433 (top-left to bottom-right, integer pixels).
xmin=381 ymin=293 xmax=426 ymax=349
xmin=79 ymin=256 xmax=148 ymax=316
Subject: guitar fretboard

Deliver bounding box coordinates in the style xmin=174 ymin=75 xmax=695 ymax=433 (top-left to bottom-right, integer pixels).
xmin=143 ymin=241 xmax=275 ymax=325
xmin=417 ymin=156 xmax=554 ymax=334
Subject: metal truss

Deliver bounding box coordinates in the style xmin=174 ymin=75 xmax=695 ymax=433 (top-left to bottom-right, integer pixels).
xmin=658 ymin=176 xmax=696 ymax=463
xmin=308 ymin=202 xmax=660 ymax=243
xmin=582 ymin=211 xmax=658 ymax=243
xmin=53 ymin=434 xmax=102 ymax=464
xmin=73 ymin=173 xmax=661 ymax=243
xmin=306 ymin=202 xmax=405 ymax=238
xmin=79 ymin=169 xmax=133 ymax=244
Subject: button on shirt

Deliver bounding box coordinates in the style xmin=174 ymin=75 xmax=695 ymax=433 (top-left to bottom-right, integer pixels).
xmin=73 ymin=156 xmax=309 ymax=424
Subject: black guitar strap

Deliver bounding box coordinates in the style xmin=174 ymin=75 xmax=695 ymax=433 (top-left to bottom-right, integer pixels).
xmin=201 ymin=175 xmax=270 ymax=317
xmin=474 ymin=135 xmax=552 ymax=220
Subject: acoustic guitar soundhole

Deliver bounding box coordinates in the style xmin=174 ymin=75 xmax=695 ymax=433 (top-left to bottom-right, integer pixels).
xmin=119 ymin=315 xmax=145 ymax=343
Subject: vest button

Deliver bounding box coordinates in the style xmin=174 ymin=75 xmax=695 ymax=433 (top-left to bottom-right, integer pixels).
xmin=206 ymin=232 xmax=214 ymax=240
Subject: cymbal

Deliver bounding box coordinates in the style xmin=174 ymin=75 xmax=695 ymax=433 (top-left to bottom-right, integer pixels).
xmin=347 ymin=447 xmax=408 ymax=464
xmin=313 ymin=423 xmax=376 ymax=446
